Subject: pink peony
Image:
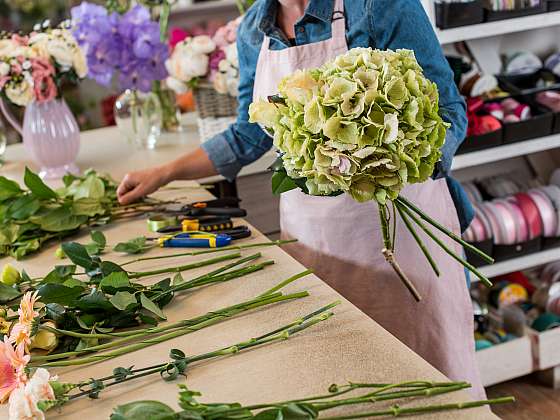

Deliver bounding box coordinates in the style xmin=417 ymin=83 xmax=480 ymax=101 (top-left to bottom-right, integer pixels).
xmin=209 ymin=48 xmax=226 ymax=72
xmin=212 ymin=17 xmax=242 ymax=48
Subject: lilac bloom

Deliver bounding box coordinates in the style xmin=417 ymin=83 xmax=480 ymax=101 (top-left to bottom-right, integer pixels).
xmin=119 ymin=62 xmax=154 ymax=92
xmin=132 ymin=21 xmax=161 ymax=59
xmin=118 ymin=5 xmax=151 ymax=39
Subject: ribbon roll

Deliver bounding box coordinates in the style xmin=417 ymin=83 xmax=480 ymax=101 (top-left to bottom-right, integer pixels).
xmin=147 ymin=215 xmax=178 ymax=233
xmin=514 ymin=193 xmax=544 ymax=240
xmin=528 ymin=189 xmax=558 ymax=238
xmin=479 ymin=202 xmax=503 ymax=244
xmin=493 ymin=200 xmax=518 ymax=245
xmin=540 ymin=185 xmax=560 ymax=237
xmin=542 ymin=261 xmax=560 ymax=284
xmin=505 ymin=198 xmax=529 ymax=243
xmin=474 ymin=203 xmax=493 ymax=241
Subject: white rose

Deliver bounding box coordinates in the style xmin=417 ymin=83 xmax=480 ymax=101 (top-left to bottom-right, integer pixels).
xmin=226 ymin=77 xmax=239 ymax=96
xmin=166 ymin=51 xmax=208 ymax=82
xmin=8 ymin=368 xmax=55 ymax=420
xmin=213 ymin=72 xmax=228 ymax=95
xmin=0 ymin=39 xmax=17 ymax=58
xmin=5 ymin=80 xmax=34 ymax=107
xmin=46 ymin=37 xmax=74 ymax=69
xmin=72 ymin=48 xmax=88 ymax=78
xmin=165 ymin=76 xmax=187 ymax=94
xmin=189 ymin=35 xmax=216 ymax=55
xmin=0 ymin=62 xmax=9 ymax=76
xmin=224 ymin=44 xmax=238 ymax=66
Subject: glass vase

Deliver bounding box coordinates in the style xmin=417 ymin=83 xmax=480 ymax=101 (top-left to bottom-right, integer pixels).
xmin=114 ymin=89 xmax=162 ymax=149
xmin=153 ymin=82 xmax=182 ymax=133
xmin=0 ymin=98 xmax=80 ymax=179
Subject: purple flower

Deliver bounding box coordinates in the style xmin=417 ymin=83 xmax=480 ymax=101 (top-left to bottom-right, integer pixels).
xmin=71 ymin=2 xmax=169 ymax=92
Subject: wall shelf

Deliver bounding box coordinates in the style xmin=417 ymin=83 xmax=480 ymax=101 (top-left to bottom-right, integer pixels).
xmin=476 ymin=247 xmax=560 ymax=279
xmin=437 ymin=11 xmax=560 ymax=44
xmin=451 ymin=134 xmax=560 ymax=171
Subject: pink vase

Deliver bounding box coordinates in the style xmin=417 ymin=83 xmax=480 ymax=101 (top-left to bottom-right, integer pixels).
xmin=1 ymin=98 xmax=80 ymax=179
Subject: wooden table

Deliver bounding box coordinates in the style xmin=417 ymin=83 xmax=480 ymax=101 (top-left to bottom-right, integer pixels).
xmin=0 ymin=127 xmax=498 ymax=419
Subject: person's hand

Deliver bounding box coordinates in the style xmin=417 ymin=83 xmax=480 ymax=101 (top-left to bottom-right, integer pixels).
xmin=117 ymin=165 xmax=172 ymax=205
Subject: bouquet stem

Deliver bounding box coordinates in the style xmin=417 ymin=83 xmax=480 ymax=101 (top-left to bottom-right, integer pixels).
xmin=378 ymin=205 xmax=422 ymax=302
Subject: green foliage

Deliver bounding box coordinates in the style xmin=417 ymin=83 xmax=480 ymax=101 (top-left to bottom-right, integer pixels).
xmin=0 ymin=168 xmax=120 ymax=259
xmin=113 ymin=236 xmax=150 ymax=254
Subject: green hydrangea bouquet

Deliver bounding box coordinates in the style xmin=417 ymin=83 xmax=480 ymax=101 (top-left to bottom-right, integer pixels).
xmin=249 ymin=48 xmax=493 ymax=301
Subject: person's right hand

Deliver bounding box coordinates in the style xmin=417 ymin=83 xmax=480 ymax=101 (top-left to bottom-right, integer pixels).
xmin=117 ymin=165 xmax=172 ymax=205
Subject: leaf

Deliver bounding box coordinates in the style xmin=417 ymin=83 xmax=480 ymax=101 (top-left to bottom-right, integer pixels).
xmin=38 ymin=208 xmax=87 ymax=232
xmin=254 ymin=404 xmax=318 ymax=420
xmin=75 ymin=337 xmax=99 ymax=352
xmin=113 ymin=237 xmax=148 ymax=254
xmin=172 ymin=273 xmax=184 ymax=286
xmin=0 ymin=283 xmax=21 ymax=303
xmin=72 ymin=198 xmax=106 ymax=217
xmin=63 ymin=278 xmax=88 ymax=289
xmin=100 ymin=272 xmax=131 ymax=292
xmin=111 ymin=401 xmax=176 ymax=420
xmin=61 ymin=242 xmax=96 ymax=271
xmin=0 ymin=176 xmax=22 ymax=201
xmin=272 ymin=171 xmax=298 ymax=195
xmin=44 ymin=303 xmax=66 ymax=324
xmin=37 ymin=283 xmax=86 ymax=306
xmin=62 ymin=173 xmax=78 ymax=187
xmin=84 ymin=243 xmax=100 ymax=256
xmin=24 ymin=167 xmax=58 ymax=199
xmin=72 ymin=175 xmax=105 ymax=200
xmin=91 ymin=231 xmax=107 ymax=248
xmin=139 ymin=314 xmax=157 ymax=326
xmin=100 ymin=261 xmax=125 ymax=276
xmin=76 ymin=290 xmax=115 ymax=312
xmin=42 ymin=265 xmax=77 ymax=284
xmin=11 ymin=239 xmax=41 ymax=260
xmin=7 ymin=195 xmax=41 ymax=220
xmin=140 ymin=293 xmax=166 ymax=320
xmin=109 ymin=291 xmax=138 ymax=311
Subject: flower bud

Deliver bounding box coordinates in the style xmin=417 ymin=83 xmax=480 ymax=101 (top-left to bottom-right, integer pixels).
xmin=0 ymin=307 xmax=7 ymax=318
xmin=30 ymin=321 xmax=58 ymax=352
xmin=49 ymin=381 xmax=77 ymax=398
xmin=1 ymin=264 xmax=21 ymax=286
xmin=55 ymin=247 xmax=66 ymax=259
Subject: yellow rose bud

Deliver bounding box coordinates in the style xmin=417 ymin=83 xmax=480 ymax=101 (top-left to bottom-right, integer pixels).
xmin=55 ymin=247 xmax=66 ymax=259
xmin=30 ymin=321 xmax=58 ymax=352
xmin=1 ymin=264 xmax=21 ymax=286
xmin=0 ymin=317 xmax=10 ymax=335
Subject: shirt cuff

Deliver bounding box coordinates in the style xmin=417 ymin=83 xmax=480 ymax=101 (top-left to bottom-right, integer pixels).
xmin=438 ymin=130 xmax=459 ymax=176
xmin=201 ymin=134 xmax=243 ymax=182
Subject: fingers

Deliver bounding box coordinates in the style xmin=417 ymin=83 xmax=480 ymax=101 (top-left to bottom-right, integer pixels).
xmin=117 ymin=173 xmax=143 ymax=205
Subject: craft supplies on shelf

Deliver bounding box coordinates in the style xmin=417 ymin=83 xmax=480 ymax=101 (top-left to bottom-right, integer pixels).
xmin=435 ymin=0 xmax=485 ymax=29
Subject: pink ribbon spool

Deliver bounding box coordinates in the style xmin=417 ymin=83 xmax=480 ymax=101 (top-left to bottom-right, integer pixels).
xmin=540 ymin=185 xmax=560 ymax=237
xmin=503 ymin=199 xmax=529 ymax=243
xmin=493 ymin=200 xmax=519 ymax=245
xmin=528 ymin=189 xmax=558 ymax=237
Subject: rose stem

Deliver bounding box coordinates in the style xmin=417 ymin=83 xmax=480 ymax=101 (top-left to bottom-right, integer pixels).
xmin=32 ymin=291 xmax=308 ymax=363
xmin=396 ymin=196 xmax=494 ymax=264
xmin=320 ymin=397 xmax=515 ymax=419
xmin=119 ymin=240 xmax=297 ymax=266
xmin=64 ymin=304 xmax=336 ymax=398
xmin=379 ymin=205 xmax=422 ymax=302
xmin=127 ymin=252 xmax=241 ymax=279
xmin=397 ymin=203 xmax=493 ymax=288
xmin=258 ymin=269 xmax=313 ymax=297
xmin=396 ymin=203 xmax=440 ymax=276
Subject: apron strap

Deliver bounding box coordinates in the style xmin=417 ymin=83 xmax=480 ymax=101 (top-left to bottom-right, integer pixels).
xmin=332 ymin=0 xmax=346 ymax=39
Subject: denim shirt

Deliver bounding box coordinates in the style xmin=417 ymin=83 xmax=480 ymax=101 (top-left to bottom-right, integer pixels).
xmin=201 ymin=0 xmax=474 ymax=230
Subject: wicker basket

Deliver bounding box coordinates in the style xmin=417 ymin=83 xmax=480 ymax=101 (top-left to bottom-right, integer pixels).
xmin=194 ymin=82 xmax=238 ymax=119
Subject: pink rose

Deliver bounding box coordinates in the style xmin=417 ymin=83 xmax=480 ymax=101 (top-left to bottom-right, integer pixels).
xmin=11 ymin=34 xmax=29 ymax=46
xmin=33 ymin=75 xmax=57 ymax=102
xmin=209 ymin=48 xmax=226 ymax=72
xmin=31 ymin=57 xmax=54 ymax=78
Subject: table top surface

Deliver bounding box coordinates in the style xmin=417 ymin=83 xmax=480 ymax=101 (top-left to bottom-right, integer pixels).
xmin=0 ymin=126 xmax=498 ymax=419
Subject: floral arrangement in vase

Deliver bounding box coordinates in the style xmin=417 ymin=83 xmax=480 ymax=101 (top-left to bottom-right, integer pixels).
xmin=166 ymin=16 xmax=241 ymax=97
xmin=0 ymin=22 xmax=87 ymax=178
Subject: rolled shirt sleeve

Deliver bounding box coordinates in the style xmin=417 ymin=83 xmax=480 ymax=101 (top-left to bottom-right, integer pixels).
xmin=201 ymin=13 xmax=272 ymax=182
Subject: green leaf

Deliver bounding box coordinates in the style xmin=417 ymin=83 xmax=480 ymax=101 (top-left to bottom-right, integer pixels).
xmin=272 ymin=171 xmax=298 ymax=195
xmin=0 ymin=282 xmax=22 ymax=303
xmin=37 ymin=207 xmax=87 ymax=232
xmin=72 ymin=174 xmax=105 ymax=200
xmin=42 ymin=265 xmax=77 ymax=284
xmin=10 ymin=239 xmax=41 ymax=260
xmin=61 ymin=242 xmax=95 ymax=271
xmin=109 ymin=291 xmax=138 ymax=311
xmin=99 ymin=272 xmax=131 ymax=292
xmin=0 ymin=176 xmax=22 ymax=201
xmin=72 ymin=198 xmax=106 ymax=217
xmin=62 ymin=173 xmax=78 ymax=187
xmin=172 ymin=273 xmax=184 ymax=286
xmin=140 ymin=293 xmax=166 ymax=320
xmin=63 ymin=278 xmax=88 ymax=289
xmin=7 ymin=195 xmax=41 ymax=220
xmin=37 ymin=283 xmax=85 ymax=306
xmin=76 ymin=290 xmax=115 ymax=312
xmin=84 ymin=243 xmax=100 ymax=256
xmin=113 ymin=237 xmax=148 ymax=254
xmin=100 ymin=261 xmax=125 ymax=277
xmin=111 ymin=401 xmax=176 ymax=420
xmin=91 ymin=230 xmax=107 ymax=248
xmin=24 ymin=167 xmax=58 ymax=199
xmin=44 ymin=303 xmax=66 ymax=324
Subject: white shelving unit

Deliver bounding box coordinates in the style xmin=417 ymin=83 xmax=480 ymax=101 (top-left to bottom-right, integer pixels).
xmin=172 ymin=0 xmax=237 ymax=13
xmin=436 ymin=11 xmax=560 ymax=44
xmin=452 ymin=134 xmax=560 ymax=170
xmin=478 ymin=248 xmax=560 ymax=278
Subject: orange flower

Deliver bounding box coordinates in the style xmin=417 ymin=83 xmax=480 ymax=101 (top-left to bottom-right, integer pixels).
xmin=17 ymin=292 xmax=39 ymax=326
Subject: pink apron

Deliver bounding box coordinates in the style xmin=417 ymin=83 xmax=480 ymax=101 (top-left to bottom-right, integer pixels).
xmin=253 ymin=0 xmax=485 ymax=399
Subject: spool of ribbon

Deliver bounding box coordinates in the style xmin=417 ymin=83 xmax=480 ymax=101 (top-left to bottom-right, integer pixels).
xmin=514 ymin=193 xmax=544 ymax=240
xmin=541 ymin=185 xmax=560 ymax=236
xmin=504 ymin=51 xmax=542 ymax=75
xmin=493 ymin=200 xmax=518 ymax=245
xmin=505 ymin=199 xmax=529 ymax=243
xmin=490 ymin=280 xmax=529 ymax=308
xmin=147 ymin=215 xmax=178 ymax=232
xmin=545 ymin=52 xmax=560 ymax=77
xmin=542 ymin=260 xmax=560 ymax=284
xmin=536 ymin=91 xmax=560 ymax=113
xmin=502 ymin=304 xmax=527 ymax=337
xmin=528 ymin=189 xmax=558 ymax=238
xmin=532 ymin=312 xmax=560 ymax=332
